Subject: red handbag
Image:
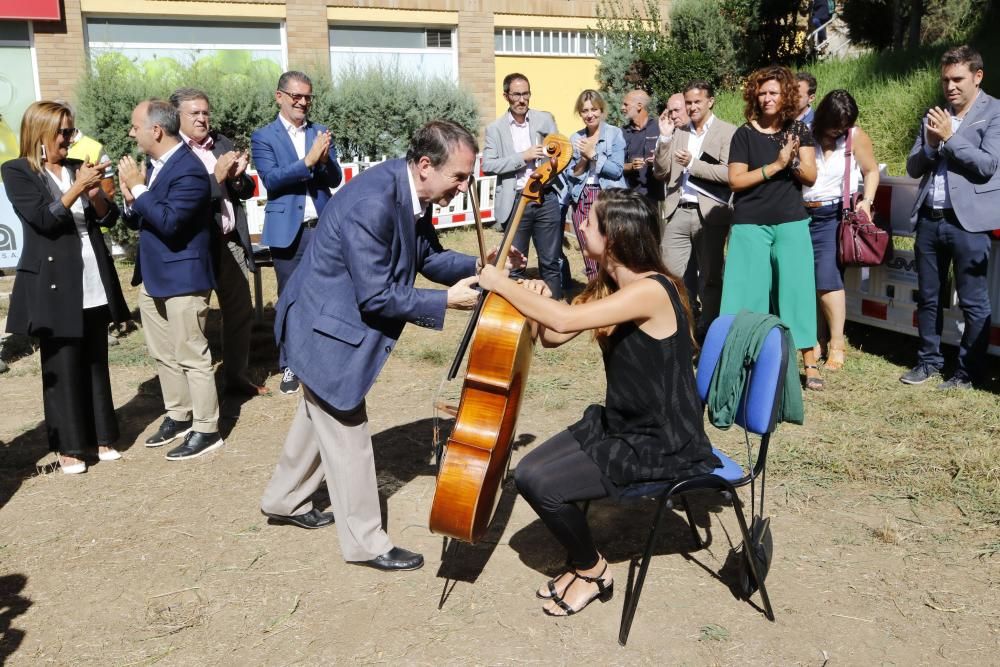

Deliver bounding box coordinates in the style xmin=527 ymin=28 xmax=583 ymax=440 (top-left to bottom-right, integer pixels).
xmin=837 ymin=128 xmax=892 ymax=267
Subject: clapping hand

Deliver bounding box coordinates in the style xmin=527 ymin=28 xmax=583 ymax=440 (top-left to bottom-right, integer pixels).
xmin=521 ymin=144 xmax=547 ymax=162
xmin=76 ymin=158 xmax=111 ymax=198
xmin=117 ymin=155 xmax=146 ymax=203
xmin=777 ymin=134 xmax=800 ymax=169
xmin=305 ymin=131 xmax=332 ymax=167
xmin=574 ymin=133 xmax=599 ymax=160
xmin=925 ymin=107 xmax=953 ymax=147
xmin=658 ymin=110 xmax=675 ymax=139
xmin=214 ymin=150 xmax=250 ymax=184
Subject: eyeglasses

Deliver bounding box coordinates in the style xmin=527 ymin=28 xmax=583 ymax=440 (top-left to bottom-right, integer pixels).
xmin=506 ymin=91 xmax=531 ymax=100
xmin=279 ymin=90 xmax=314 ymax=104
xmin=57 ymin=128 xmax=76 ymax=140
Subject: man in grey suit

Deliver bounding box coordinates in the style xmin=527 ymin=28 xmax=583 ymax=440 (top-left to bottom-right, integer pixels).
xmin=901 ymin=46 xmax=999 ymax=390
xmin=260 ymin=121 xmax=488 ymax=571
xmin=483 ymin=73 xmax=564 ymax=299
xmin=653 ymin=80 xmax=737 ymax=338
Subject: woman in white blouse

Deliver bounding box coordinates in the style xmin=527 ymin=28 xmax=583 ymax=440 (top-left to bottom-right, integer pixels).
xmin=802 ymin=90 xmax=879 ymax=370
xmin=2 ymin=101 xmax=131 ymax=474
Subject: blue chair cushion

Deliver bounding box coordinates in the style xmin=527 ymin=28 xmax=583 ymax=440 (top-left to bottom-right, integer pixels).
xmin=710 ymin=447 xmax=745 ymax=483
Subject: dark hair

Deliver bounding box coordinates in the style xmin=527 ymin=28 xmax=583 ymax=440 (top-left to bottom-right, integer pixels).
xmin=145 ymin=99 xmax=180 ymax=137
xmin=743 ymin=66 xmax=800 ymax=125
xmin=812 ymin=89 xmax=859 ymax=141
xmin=796 ymin=71 xmax=817 ymax=96
xmin=170 ymin=87 xmax=210 ymax=109
xmin=502 ymin=73 xmax=529 ymax=94
xmin=575 ymin=189 xmax=695 ymax=344
xmin=405 ymin=120 xmax=478 ymax=167
xmin=684 ymin=80 xmax=715 ymax=98
xmin=277 ymin=70 xmax=312 ymax=91
xmin=941 ymin=45 xmax=984 ymax=73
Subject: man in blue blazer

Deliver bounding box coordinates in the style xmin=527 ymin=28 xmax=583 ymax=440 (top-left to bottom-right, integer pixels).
xmin=251 ymin=71 xmax=343 ymax=394
xmin=902 ymin=46 xmax=1000 ymax=390
xmin=119 ymin=99 xmax=222 ymax=460
xmin=259 ymin=121 xmax=486 ymax=571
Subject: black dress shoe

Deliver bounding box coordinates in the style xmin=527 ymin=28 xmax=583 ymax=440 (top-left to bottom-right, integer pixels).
xmin=261 ymin=508 xmax=335 ymax=529
xmin=357 ymin=547 xmax=424 ymax=571
xmin=165 ymin=431 xmax=224 ymax=460
xmin=145 ymin=416 xmax=193 ymax=447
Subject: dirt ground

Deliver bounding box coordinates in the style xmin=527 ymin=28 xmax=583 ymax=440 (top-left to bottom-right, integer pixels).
xmin=1 ymin=257 xmax=998 ymax=665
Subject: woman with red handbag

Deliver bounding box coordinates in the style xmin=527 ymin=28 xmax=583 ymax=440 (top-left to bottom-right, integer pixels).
xmin=802 ymin=90 xmax=880 ymax=371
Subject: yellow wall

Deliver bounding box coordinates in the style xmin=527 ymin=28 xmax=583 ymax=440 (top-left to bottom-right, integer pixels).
xmin=494 ymin=56 xmax=600 ymax=135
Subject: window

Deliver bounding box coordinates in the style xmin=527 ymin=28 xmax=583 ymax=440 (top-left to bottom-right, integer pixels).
xmin=329 ymin=26 xmax=456 ymax=81
xmin=85 ymin=18 xmax=284 ymax=68
xmin=0 ymin=21 xmax=36 ymax=145
xmin=494 ymin=29 xmax=603 ymax=57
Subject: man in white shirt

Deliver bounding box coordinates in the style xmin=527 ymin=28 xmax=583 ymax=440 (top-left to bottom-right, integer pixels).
xmin=251 ymin=71 xmax=342 ymax=394
xmin=482 ymin=73 xmax=564 ymax=299
xmin=171 ymin=88 xmax=266 ymax=399
xmin=653 ymin=81 xmax=737 ymax=339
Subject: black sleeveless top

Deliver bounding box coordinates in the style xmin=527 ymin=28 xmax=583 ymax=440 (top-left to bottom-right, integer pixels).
xmin=567 ymin=274 xmax=720 ymax=488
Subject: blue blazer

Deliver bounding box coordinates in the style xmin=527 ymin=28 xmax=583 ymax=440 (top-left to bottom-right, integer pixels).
xmin=274 ymin=159 xmax=477 ymax=411
xmin=251 ymin=117 xmax=343 ymax=249
xmin=123 ymin=144 xmax=215 ymax=298
xmin=906 ymin=90 xmax=1000 ymax=233
xmin=563 ymin=121 xmax=627 ymax=204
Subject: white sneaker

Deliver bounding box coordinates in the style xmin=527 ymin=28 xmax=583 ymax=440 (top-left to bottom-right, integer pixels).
xmin=98 ymin=447 xmax=122 ymax=461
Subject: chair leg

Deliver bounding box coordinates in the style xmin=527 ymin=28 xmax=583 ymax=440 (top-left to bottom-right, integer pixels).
xmin=618 ymin=494 xmax=669 ymax=646
xmin=680 ymin=495 xmax=704 ymax=549
xmin=730 ymin=495 xmax=775 ymax=621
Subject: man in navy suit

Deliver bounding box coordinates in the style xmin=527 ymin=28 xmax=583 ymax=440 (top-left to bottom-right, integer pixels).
xmin=901 ymin=45 xmax=1000 ymax=390
xmin=119 ymin=99 xmax=223 ymax=460
xmin=251 ymin=71 xmax=342 ymax=394
xmin=260 ymin=121 xmax=487 ymax=571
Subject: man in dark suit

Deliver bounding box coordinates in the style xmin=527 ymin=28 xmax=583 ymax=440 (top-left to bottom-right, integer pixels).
xmin=260 ymin=121 xmax=486 ymax=571
xmin=119 ymin=99 xmax=222 ymax=459
xmin=171 ymin=87 xmax=266 ymax=398
xmin=902 ymin=45 xmax=999 ymax=390
xmin=251 ymin=71 xmax=343 ymax=394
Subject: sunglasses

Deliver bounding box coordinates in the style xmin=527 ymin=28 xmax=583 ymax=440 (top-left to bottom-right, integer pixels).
xmin=279 ymin=90 xmax=314 ymax=104
xmin=57 ymin=128 xmax=76 ymax=140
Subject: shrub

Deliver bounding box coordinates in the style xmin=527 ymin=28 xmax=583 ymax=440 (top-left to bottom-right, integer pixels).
xmin=326 ymin=64 xmax=480 ymax=161
xmin=669 ymin=0 xmax=741 ymax=87
xmin=634 ymin=47 xmax=720 ymax=107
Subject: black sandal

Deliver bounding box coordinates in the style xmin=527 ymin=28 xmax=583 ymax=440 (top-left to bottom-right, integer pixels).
xmin=536 ymin=572 xmax=571 ymax=600
xmin=542 ymin=563 xmax=614 ymax=617
xmin=804 ymin=364 xmax=824 ymax=391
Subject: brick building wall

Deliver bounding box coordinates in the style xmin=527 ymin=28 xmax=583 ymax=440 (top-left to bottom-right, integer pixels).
xmin=33 ymin=0 xmax=87 ymax=101
xmin=457 ymin=4 xmax=497 ymax=135
xmin=286 ymin=0 xmax=330 ymax=73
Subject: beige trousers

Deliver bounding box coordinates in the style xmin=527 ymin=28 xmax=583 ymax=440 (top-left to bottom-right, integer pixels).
xmin=662 ymin=205 xmax=729 ymax=335
xmin=138 ymin=287 xmax=219 ymax=433
xmin=260 ymin=387 xmax=394 ymax=562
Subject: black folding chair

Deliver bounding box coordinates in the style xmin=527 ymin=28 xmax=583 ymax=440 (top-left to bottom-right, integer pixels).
xmin=606 ymin=313 xmax=787 ymax=645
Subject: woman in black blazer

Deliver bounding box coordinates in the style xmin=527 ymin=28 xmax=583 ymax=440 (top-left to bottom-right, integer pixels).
xmin=2 ymin=101 xmax=130 ymax=474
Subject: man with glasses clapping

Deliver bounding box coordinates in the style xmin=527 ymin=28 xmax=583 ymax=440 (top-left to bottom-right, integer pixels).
xmin=251 ymin=71 xmax=343 ymax=394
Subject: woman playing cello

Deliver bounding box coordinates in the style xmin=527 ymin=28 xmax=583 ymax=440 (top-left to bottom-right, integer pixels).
xmin=477 ymin=189 xmax=720 ymax=617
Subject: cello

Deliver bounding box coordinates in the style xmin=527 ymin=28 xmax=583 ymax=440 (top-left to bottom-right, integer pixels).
xmin=429 ymin=133 xmax=572 ymax=543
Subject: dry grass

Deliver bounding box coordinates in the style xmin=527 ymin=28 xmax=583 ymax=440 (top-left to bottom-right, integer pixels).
xmin=9 ymin=225 xmax=999 ymax=528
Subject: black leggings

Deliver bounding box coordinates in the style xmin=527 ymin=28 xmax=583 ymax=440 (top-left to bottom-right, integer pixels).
xmin=514 ymin=430 xmax=609 ymax=569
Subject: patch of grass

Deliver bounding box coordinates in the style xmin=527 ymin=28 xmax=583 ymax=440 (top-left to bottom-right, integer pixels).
xmin=699 ymin=623 xmax=729 ymax=641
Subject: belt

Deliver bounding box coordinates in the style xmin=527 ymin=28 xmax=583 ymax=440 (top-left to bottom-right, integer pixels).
xmin=803 ymin=199 xmax=841 ymax=209
xmin=920 ymin=205 xmax=953 ymax=221
xmin=302 ymin=218 xmax=319 ymax=229
xmin=677 ymin=200 xmax=699 ymax=209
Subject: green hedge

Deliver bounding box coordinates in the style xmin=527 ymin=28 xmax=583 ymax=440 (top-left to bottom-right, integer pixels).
xmin=76 ymin=52 xmax=480 ymax=164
